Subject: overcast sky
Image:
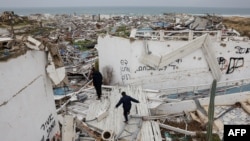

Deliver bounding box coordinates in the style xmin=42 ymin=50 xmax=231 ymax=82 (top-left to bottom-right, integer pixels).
xmin=1 ymin=0 xmax=250 ymax=8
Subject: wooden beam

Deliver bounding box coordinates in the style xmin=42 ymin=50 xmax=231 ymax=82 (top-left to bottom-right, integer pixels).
xmin=139 ymin=40 xmax=161 ymax=68
xmin=201 ymin=36 xmax=222 ymax=80
xmin=159 ymin=34 xmax=207 ymax=68
xmin=62 ymin=115 xmax=76 ymax=141
xmin=75 ymin=119 xmax=102 ymax=141
xmin=159 ymin=123 xmax=196 ymax=136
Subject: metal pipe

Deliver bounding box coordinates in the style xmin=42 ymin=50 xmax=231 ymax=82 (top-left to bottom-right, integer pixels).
xmin=159 ymin=123 xmax=196 ymax=136
xmin=101 ymin=130 xmax=114 ymax=141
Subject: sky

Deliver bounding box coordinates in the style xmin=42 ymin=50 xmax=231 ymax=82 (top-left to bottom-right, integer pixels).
xmin=1 ymin=0 xmax=250 ymax=8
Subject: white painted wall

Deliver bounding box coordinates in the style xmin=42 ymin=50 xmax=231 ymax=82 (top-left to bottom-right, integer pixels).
xmin=97 ymin=35 xmax=250 ymax=90
xmin=0 ymin=51 xmax=60 ymax=141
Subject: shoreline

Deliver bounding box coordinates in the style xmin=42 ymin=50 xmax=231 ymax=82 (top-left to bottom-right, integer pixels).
xmin=1 ymin=10 xmax=250 ymax=38
xmin=0 ymin=6 xmax=249 ymax=17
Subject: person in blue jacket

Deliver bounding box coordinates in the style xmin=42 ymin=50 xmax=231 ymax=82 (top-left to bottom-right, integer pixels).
xmin=115 ymin=91 xmax=139 ymax=123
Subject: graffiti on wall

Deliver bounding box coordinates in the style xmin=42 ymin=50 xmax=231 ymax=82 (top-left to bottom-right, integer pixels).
xmin=226 ymin=57 xmax=244 ymax=74
xmin=217 ymin=57 xmax=244 ymax=74
xmin=235 ymin=46 xmax=250 ymax=54
xmin=217 ymin=57 xmax=228 ymax=71
xmin=217 ymin=46 xmax=248 ymax=74
xmin=40 ymin=114 xmax=56 ymax=141
xmin=135 ymin=59 xmax=182 ymax=72
xmin=120 ymin=59 xmax=130 ymax=81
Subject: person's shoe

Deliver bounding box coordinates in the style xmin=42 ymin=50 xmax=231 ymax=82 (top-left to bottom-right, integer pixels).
xmin=124 ymin=121 xmax=128 ymax=124
xmin=96 ymin=98 xmax=101 ymax=100
xmin=127 ymin=112 xmax=130 ymax=115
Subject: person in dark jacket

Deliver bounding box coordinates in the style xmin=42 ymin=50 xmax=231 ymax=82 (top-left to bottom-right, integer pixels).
xmin=115 ymin=91 xmax=139 ymax=123
xmin=91 ymin=67 xmax=103 ymax=100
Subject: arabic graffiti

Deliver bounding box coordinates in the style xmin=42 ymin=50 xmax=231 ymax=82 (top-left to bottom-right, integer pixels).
xmin=120 ymin=59 xmax=130 ymax=81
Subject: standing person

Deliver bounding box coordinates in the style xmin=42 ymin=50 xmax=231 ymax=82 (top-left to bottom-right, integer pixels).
xmin=91 ymin=67 xmax=103 ymax=100
xmin=115 ymin=91 xmax=140 ymax=124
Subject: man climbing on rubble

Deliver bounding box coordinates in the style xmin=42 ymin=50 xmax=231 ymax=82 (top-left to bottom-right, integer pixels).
xmin=115 ymin=91 xmax=140 ymax=124
xmin=90 ymin=67 xmax=103 ymax=100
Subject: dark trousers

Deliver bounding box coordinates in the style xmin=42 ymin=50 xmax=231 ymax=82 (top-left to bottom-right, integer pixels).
xmin=95 ymin=85 xmax=102 ymax=98
xmin=123 ymin=108 xmax=130 ymax=122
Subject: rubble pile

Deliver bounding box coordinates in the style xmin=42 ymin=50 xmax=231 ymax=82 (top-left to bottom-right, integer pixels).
xmin=1 ymin=10 xmax=245 ymax=98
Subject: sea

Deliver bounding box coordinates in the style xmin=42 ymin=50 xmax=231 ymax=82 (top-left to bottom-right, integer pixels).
xmin=0 ymin=6 xmax=250 ymax=17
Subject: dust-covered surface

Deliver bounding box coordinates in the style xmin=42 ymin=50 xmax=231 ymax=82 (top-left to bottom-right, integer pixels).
xmin=160 ymin=120 xmax=221 ymax=141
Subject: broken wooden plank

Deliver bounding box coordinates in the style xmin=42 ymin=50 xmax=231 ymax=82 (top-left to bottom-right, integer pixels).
xmin=240 ymin=101 xmax=250 ymax=114
xmin=159 ymin=123 xmax=196 ymax=136
xmin=159 ymin=34 xmax=207 ymax=68
xmin=139 ymin=40 xmax=161 ymax=68
xmin=201 ymin=36 xmax=222 ymax=80
xmin=75 ymin=119 xmax=102 ymax=141
xmin=46 ymin=61 xmax=66 ymax=85
xmin=62 ymin=115 xmax=76 ymax=141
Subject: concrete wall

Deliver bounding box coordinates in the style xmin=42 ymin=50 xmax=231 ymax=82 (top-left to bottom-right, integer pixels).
xmin=155 ymin=92 xmax=250 ymax=115
xmin=97 ymin=35 xmax=250 ymax=89
xmin=0 ymin=51 xmax=60 ymax=141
